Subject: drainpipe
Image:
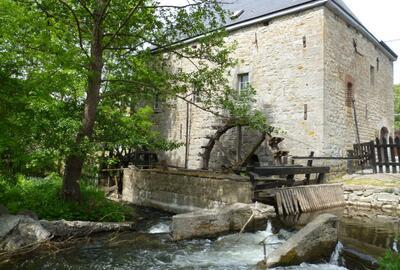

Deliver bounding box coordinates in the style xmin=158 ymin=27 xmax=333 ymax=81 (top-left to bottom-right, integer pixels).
xmin=185 ymin=101 xmax=190 ymax=169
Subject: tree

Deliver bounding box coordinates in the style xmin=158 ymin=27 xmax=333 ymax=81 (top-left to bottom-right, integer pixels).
xmin=394 ymin=84 xmax=400 ymax=129
xmin=2 ymin=0 xmax=236 ymax=201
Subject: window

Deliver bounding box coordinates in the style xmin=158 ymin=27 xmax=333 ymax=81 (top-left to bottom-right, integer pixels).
xmin=193 ymin=88 xmax=202 ymax=103
xmin=237 ymin=73 xmax=250 ymax=92
xmin=370 ymin=65 xmax=375 ymax=86
xmin=346 ymin=82 xmax=354 ymax=107
xmin=153 ymin=95 xmax=161 ymax=112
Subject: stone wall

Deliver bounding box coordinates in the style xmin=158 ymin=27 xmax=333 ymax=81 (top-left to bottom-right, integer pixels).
xmin=323 ymin=8 xmax=394 ymax=159
xmin=155 ymin=5 xmax=395 ymax=170
xmin=122 ymin=166 xmax=253 ymax=213
xmin=156 ymin=7 xmax=326 ymax=169
xmin=344 ymin=185 xmax=400 ymax=213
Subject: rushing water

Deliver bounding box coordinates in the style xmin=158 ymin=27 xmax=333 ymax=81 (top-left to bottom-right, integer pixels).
xmin=1 ymin=207 xmax=399 ymax=270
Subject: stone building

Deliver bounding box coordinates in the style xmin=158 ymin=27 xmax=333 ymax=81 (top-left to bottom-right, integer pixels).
xmin=155 ymin=0 xmax=397 ymax=169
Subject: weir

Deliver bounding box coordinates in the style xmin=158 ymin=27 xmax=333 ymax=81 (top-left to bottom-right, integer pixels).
xmin=273 ymin=184 xmax=345 ymax=215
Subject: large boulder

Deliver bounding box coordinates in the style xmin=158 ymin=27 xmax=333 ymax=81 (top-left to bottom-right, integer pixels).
xmin=259 ymin=213 xmax=338 ymax=268
xmin=0 ymin=215 xmax=51 ymax=251
xmin=40 ymin=220 xmax=136 ymax=238
xmin=172 ymin=203 xmax=275 ymax=240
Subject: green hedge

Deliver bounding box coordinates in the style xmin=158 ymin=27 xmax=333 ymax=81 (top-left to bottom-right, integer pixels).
xmin=0 ymin=175 xmax=132 ymax=222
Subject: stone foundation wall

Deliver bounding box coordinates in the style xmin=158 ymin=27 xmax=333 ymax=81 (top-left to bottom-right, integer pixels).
xmin=344 ymin=185 xmax=400 ymax=213
xmin=122 ymin=166 xmax=253 ymax=213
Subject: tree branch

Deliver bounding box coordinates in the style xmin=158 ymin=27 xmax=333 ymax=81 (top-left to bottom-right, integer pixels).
xmin=77 ymin=0 xmax=94 ymax=17
xmin=103 ymin=0 xmax=143 ymax=49
xmin=99 ymin=0 xmax=112 ymax=22
xmin=175 ymin=94 xmax=226 ymax=119
xmin=57 ymin=0 xmax=90 ymax=58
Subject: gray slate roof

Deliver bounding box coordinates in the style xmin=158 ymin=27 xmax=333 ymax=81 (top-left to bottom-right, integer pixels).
xmin=222 ymin=0 xmax=358 ymax=27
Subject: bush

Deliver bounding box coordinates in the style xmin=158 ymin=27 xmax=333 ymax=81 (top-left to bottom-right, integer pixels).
xmin=378 ymin=250 xmax=400 ymax=270
xmin=0 ymin=174 xmax=132 ymax=222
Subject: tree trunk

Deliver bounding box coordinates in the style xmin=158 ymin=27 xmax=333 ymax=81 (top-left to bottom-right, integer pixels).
xmin=61 ymin=1 xmax=104 ymax=201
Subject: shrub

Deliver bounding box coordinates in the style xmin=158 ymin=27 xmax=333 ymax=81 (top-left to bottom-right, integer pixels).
xmin=0 ymin=174 xmax=132 ymax=222
xmin=378 ymin=250 xmax=400 ymax=270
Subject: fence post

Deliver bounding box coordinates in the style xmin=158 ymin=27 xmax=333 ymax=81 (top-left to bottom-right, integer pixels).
xmin=389 ymin=136 xmax=397 ymax=173
xmin=369 ymin=140 xmax=377 ymax=174
xmin=376 ymin=138 xmax=383 ymax=173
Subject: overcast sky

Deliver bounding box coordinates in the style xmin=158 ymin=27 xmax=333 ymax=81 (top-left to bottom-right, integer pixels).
xmin=160 ymin=0 xmax=400 ymax=84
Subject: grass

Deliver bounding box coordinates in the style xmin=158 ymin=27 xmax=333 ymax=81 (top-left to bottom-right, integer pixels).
xmin=378 ymin=250 xmax=400 ymax=270
xmin=331 ymin=177 xmax=400 ymax=188
xmin=0 ymin=174 xmax=133 ymax=222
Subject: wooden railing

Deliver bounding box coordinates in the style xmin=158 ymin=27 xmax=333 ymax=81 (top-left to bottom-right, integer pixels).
xmin=353 ymin=136 xmax=400 ymax=174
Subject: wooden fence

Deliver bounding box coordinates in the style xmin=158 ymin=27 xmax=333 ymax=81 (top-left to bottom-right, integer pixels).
xmin=353 ymin=136 xmax=400 ymax=174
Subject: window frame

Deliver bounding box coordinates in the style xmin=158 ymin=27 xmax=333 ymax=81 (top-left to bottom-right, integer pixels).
xmin=237 ymin=72 xmax=250 ymax=92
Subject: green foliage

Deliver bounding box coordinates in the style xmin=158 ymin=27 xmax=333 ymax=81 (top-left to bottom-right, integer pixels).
xmin=394 ymin=84 xmax=400 ymax=129
xmin=0 ymin=175 xmax=132 ymax=222
xmin=378 ymin=250 xmax=400 ymax=270
xmin=0 ymin=0 xmax=236 ymax=180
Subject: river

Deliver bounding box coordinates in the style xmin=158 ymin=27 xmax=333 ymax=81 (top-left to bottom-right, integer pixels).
xmin=1 ymin=207 xmax=398 ymax=270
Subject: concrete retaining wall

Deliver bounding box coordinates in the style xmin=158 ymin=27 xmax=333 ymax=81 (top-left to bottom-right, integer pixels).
xmin=344 ymin=185 xmax=400 ymax=213
xmin=122 ymin=167 xmax=253 ymax=213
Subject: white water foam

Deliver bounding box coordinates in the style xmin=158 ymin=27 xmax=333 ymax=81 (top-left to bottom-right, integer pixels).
xmin=173 ymin=221 xmax=284 ymax=267
xmin=148 ymin=222 xmax=171 ymax=234
xmin=172 ymin=221 xmax=348 ymax=270
xmin=329 ymin=241 xmax=344 ymax=265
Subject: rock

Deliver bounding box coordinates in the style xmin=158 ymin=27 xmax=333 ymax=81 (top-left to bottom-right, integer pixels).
xmin=375 ymin=193 xmax=399 ymax=203
xmin=259 ymin=214 xmax=338 ymax=268
xmin=39 ymin=220 xmax=136 ymax=238
xmin=0 ymin=204 xmax=9 ymax=216
xmin=17 ymin=210 xmax=38 ymax=220
xmin=0 ymin=215 xmax=51 ymax=251
xmin=172 ymin=203 xmax=275 ymax=240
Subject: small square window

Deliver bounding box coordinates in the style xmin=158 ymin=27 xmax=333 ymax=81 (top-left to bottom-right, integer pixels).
xmin=237 ymin=73 xmax=250 ymax=92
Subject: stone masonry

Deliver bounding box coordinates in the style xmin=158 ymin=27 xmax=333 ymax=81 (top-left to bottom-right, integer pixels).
xmin=155 ymin=5 xmax=395 ymax=170
xmin=122 ymin=166 xmax=253 ymax=213
xmin=344 ymin=185 xmax=400 ymax=213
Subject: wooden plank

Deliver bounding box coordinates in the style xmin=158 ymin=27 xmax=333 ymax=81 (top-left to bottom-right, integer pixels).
xmin=292 ymin=189 xmax=299 ymax=214
xmin=252 ymin=166 xmax=330 ymax=176
xmin=306 ymin=188 xmax=314 ymax=211
xmin=287 ymin=189 xmax=295 ymax=215
xmin=389 ymin=136 xmax=397 ymax=173
xmin=376 ymin=138 xmax=384 ymax=173
xmin=374 ymin=162 xmax=400 ymax=166
xmin=281 ymin=190 xmax=290 ymax=215
xmin=296 ymin=188 xmax=305 ymax=212
xmin=305 ymin=151 xmax=314 ymax=184
xmin=276 ymin=192 xmax=283 ymax=215
xmin=300 ymin=188 xmax=308 ymax=212
xmin=296 ymin=189 xmax=304 ymax=213
xmin=396 ymin=137 xmax=400 ymax=172
xmin=382 ymin=137 xmax=390 ymax=173
xmin=369 ymin=140 xmax=377 ymax=174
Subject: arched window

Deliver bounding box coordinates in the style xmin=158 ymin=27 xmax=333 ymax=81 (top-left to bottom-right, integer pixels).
xmin=380 ymin=127 xmax=389 ymax=141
